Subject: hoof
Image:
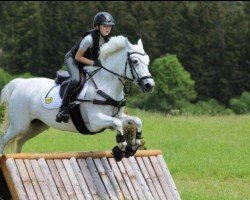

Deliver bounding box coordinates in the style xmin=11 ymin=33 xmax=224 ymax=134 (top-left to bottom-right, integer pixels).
xmin=112 ymin=146 xmax=123 ymax=162
xmin=124 ymin=144 xmax=137 ymax=158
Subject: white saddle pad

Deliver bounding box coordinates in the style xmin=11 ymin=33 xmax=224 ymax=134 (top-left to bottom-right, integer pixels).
xmin=41 ymin=81 xmax=89 ymax=109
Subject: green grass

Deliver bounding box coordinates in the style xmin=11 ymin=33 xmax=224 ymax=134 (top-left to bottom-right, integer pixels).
xmin=13 ymin=109 xmax=250 ymax=199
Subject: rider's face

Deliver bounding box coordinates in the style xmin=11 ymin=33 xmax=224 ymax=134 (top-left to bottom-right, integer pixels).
xmin=99 ymin=25 xmax=112 ymax=37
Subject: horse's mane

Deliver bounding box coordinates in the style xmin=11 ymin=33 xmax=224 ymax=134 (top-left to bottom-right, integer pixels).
xmin=99 ymin=35 xmax=127 ymax=61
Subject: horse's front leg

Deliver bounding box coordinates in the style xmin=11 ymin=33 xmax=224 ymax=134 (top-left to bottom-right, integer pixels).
xmin=120 ymin=114 xmax=143 ymax=157
xmin=90 ymin=113 xmax=127 ymax=161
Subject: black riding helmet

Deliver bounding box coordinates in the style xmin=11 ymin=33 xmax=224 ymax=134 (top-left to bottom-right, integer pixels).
xmin=93 ymin=12 xmax=115 ymax=27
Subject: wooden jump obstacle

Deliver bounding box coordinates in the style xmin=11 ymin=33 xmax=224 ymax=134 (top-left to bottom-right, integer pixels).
xmin=0 ymin=150 xmax=181 ymax=200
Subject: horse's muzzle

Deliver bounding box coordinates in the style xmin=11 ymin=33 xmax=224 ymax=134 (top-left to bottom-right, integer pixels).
xmin=139 ymin=77 xmax=155 ymax=93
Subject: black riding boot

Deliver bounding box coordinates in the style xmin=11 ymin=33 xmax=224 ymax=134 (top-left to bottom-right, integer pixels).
xmin=56 ymin=105 xmax=70 ymax=123
xmin=56 ymin=83 xmax=75 ymax=123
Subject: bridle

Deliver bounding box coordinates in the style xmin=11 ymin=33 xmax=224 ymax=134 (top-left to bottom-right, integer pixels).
xmin=125 ymin=51 xmax=153 ymax=86
xmin=74 ymin=51 xmax=153 ymax=116
xmin=94 ymin=51 xmax=153 ymax=89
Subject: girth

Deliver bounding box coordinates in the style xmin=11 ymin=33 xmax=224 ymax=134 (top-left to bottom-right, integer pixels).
xmin=93 ymin=89 xmax=126 ymax=108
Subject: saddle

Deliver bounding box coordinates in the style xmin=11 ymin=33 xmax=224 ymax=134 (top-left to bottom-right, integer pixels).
xmin=55 ymin=70 xmax=82 ymax=99
xmin=55 ymin=70 xmax=99 ymax=135
xmin=54 ymin=69 xmax=126 ymax=135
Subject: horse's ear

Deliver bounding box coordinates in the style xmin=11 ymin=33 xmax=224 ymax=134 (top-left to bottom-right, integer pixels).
xmin=125 ymin=37 xmax=133 ymax=50
xmin=138 ymin=39 xmax=143 ymax=48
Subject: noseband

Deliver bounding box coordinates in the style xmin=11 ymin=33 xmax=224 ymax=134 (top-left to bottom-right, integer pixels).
xmin=76 ymin=51 xmax=153 ymax=116
xmin=99 ymin=51 xmax=153 ymax=84
xmin=126 ymin=52 xmax=153 ymax=85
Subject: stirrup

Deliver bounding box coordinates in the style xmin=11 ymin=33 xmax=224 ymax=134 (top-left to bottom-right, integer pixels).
xmin=56 ymin=107 xmax=70 ymax=123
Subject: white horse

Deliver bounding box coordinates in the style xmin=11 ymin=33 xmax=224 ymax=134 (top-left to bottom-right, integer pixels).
xmin=0 ymin=35 xmax=155 ymax=161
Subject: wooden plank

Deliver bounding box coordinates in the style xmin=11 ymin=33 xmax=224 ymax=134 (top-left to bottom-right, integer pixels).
xmin=142 ymin=157 xmax=167 ymax=200
xmin=62 ymin=159 xmax=85 ymax=200
xmin=54 ymin=159 xmax=77 ymax=200
xmin=2 ymin=159 xmax=21 ymax=200
xmin=122 ymin=158 xmax=145 ymax=200
xmin=47 ymin=159 xmax=69 ymax=200
xmin=1 ymin=150 xmax=179 ymax=200
xmin=38 ymin=158 xmax=61 ymax=200
xmin=5 ymin=158 xmax=28 ymax=200
xmin=2 ymin=150 xmax=162 ymax=160
xmin=101 ymin=157 xmax=124 ymax=200
xmin=149 ymin=156 xmax=174 ymax=200
xmin=136 ymin=157 xmax=160 ymax=200
xmin=157 ymin=155 xmax=181 ymax=200
xmin=69 ymin=157 xmax=93 ymax=200
xmin=15 ymin=159 xmax=38 ymax=200
xmin=24 ymin=159 xmax=45 ymax=200
xmin=86 ymin=157 xmax=110 ymax=200
xmin=94 ymin=158 xmax=118 ymax=200
xmin=30 ymin=159 xmax=54 ymax=200
xmin=108 ymin=158 xmax=132 ymax=200
xmin=128 ymin=157 xmax=154 ymax=200
xmin=117 ymin=158 xmax=139 ymax=200
xmin=77 ymin=159 xmax=100 ymax=200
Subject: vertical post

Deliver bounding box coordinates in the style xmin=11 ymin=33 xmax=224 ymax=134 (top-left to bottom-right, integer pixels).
xmin=0 ymin=157 xmax=16 ymax=200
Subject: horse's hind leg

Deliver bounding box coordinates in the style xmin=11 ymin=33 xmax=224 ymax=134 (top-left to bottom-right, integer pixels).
xmin=3 ymin=138 xmax=18 ymax=153
xmin=0 ymin=125 xmax=29 ymax=154
xmin=0 ymin=114 xmax=32 ymax=154
xmin=15 ymin=120 xmax=49 ymax=153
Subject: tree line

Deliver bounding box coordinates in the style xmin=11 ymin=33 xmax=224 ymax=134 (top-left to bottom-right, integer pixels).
xmin=0 ymin=1 xmax=249 ymax=109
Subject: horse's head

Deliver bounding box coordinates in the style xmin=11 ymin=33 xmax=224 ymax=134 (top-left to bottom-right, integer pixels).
xmin=124 ymin=38 xmax=155 ymax=93
xmin=99 ymin=36 xmax=155 ymax=93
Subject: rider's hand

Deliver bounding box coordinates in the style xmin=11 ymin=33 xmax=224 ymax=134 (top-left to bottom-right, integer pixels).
xmin=93 ymin=59 xmax=102 ymax=67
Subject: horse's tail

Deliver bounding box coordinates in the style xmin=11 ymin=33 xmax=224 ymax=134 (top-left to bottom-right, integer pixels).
xmin=1 ymin=78 xmax=24 ymax=105
xmin=1 ymin=78 xmax=24 ymax=133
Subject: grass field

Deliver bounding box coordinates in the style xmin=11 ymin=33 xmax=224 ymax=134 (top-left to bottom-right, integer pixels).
xmin=13 ymin=109 xmax=250 ymax=200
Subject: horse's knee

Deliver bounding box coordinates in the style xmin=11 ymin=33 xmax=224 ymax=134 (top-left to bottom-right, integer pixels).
xmin=133 ymin=117 xmax=142 ymax=128
xmin=113 ymin=119 xmax=123 ymax=131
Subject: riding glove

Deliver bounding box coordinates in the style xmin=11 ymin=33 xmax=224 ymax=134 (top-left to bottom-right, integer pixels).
xmin=93 ymin=59 xmax=102 ymax=67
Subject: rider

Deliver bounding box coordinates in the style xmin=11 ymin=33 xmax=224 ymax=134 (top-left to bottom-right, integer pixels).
xmin=56 ymin=12 xmax=115 ymax=123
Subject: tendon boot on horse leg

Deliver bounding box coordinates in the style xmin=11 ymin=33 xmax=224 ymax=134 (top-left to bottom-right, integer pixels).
xmin=112 ymin=132 xmax=127 ymax=162
xmin=120 ymin=115 xmax=143 ymax=158
xmin=112 ymin=146 xmax=124 ymax=162
xmin=124 ymin=130 xmax=142 ymax=158
xmin=112 ymin=131 xmax=141 ymax=160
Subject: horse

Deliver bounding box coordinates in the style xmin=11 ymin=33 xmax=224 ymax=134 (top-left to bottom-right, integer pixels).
xmin=0 ymin=35 xmax=155 ymax=161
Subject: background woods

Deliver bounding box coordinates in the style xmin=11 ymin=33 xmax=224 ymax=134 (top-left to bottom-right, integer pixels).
xmin=0 ymin=1 xmax=249 ymax=114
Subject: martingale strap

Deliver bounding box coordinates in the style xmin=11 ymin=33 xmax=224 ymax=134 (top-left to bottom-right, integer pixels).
xmin=93 ymin=89 xmax=126 ymax=107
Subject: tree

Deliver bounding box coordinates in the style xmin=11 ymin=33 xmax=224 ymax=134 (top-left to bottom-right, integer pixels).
xmin=168 ymin=2 xmax=249 ymax=105
xmin=0 ymin=2 xmax=46 ymax=75
xmin=142 ymin=54 xmax=196 ymax=112
xmin=0 ymin=1 xmax=249 ymax=109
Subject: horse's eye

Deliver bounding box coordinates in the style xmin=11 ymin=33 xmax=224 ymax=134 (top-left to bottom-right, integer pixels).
xmin=133 ymin=60 xmax=138 ymax=64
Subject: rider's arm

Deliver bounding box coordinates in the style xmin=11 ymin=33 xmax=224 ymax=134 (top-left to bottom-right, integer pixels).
xmin=75 ymin=35 xmax=94 ymax=66
xmin=75 ymin=49 xmax=94 ymax=65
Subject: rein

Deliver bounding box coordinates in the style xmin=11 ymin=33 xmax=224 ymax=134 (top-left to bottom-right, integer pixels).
xmin=100 ymin=51 xmax=153 ymax=84
xmin=73 ymin=51 xmax=152 ymax=116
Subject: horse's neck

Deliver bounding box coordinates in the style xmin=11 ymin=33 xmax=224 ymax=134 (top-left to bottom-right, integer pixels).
xmin=94 ymin=52 xmax=126 ymax=99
